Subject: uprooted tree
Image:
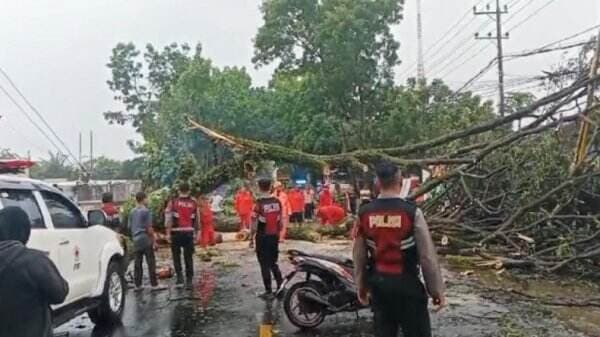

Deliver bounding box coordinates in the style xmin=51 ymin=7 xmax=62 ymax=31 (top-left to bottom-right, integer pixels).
xmin=184 ymin=37 xmax=600 ymax=276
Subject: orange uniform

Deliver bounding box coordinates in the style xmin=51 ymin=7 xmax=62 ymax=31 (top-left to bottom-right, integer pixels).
xmin=319 ymin=187 xmax=333 ymax=208
xmin=273 ymin=189 xmax=291 ymax=241
xmin=288 ymin=188 xmax=305 ymax=214
xmin=198 ymin=200 xmax=216 ymax=247
xmin=235 ymin=189 xmax=254 ymax=230
xmin=317 ymin=205 xmax=346 ymax=226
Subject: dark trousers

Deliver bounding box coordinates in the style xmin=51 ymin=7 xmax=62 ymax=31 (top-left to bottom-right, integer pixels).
xmin=256 ymin=234 xmax=283 ymax=292
xmin=171 ymin=231 xmax=195 ymax=280
xmin=290 ymin=212 xmax=304 ymax=224
xmin=134 ymin=245 xmax=158 ymax=287
xmin=304 ymin=203 xmax=314 ymax=220
xmin=369 ymin=273 xmax=432 ymax=337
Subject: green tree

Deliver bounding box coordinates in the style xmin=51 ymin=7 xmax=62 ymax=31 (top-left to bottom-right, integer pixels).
xmin=87 ymin=156 xmax=123 ymax=180
xmin=120 ymin=157 xmax=145 ymax=180
xmin=105 ymin=42 xmax=198 ymax=136
xmin=253 ymin=0 xmax=405 ymax=151
xmin=0 ymin=148 xmax=18 ymax=160
xmin=30 ymin=152 xmax=77 ymax=179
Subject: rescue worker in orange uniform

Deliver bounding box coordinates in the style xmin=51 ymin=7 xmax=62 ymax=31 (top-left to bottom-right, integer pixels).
xmin=272 ymin=181 xmax=291 ymax=242
xmin=235 ymin=185 xmax=255 ymax=231
xmin=316 ymin=204 xmax=346 ymax=226
xmin=319 ymin=184 xmax=334 ymax=208
xmin=288 ymin=185 xmax=305 ymax=225
xmin=166 ymin=182 xmax=198 ymax=287
xmin=353 ymin=162 xmax=446 ymax=337
xmin=198 ymin=195 xmax=216 ymax=248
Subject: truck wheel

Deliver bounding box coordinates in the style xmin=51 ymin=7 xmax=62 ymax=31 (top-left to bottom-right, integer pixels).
xmin=88 ymin=261 xmax=126 ymax=325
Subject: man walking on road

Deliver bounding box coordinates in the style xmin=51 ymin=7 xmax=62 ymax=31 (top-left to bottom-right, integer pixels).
xmin=353 ymin=162 xmax=447 ymax=337
xmin=253 ymin=177 xmax=284 ymax=299
xmin=166 ymin=182 xmax=198 ymax=288
xmin=0 ymin=207 xmax=69 ymax=337
xmin=129 ymin=191 xmax=166 ymax=292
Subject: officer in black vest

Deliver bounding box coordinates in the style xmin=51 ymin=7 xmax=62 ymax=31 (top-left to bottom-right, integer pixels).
xmin=353 ymin=162 xmax=446 ymax=337
xmin=253 ymin=177 xmax=284 ymax=299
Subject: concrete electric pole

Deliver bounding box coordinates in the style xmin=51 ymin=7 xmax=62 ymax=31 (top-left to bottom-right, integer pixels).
xmin=474 ymin=0 xmax=509 ymax=116
xmin=416 ymin=0 xmax=426 ymax=86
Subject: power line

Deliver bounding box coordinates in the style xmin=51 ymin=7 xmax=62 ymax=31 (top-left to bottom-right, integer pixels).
xmin=450 ymin=23 xmax=600 ymax=102
xmin=0 ymin=82 xmax=72 ymax=163
xmin=399 ymin=0 xmax=486 ymax=79
xmin=430 ymin=0 xmax=536 ymax=79
xmin=505 ymin=40 xmax=592 ymax=59
xmin=0 ymin=66 xmax=84 ymax=169
xmin=427 ymin=21 xmax=489 ymax=75
xmin=507 ymin=0 xmax=558 ymax=32
xmin=536 ymin=24 xmax=600 ymax=50
xmin=0 ymin=116 xmax=50 ymax=155
xmin=504 ymin=0 xmax=536 ymax=25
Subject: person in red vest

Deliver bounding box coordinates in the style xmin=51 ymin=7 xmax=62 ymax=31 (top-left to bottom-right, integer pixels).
xmin=252 ymin=177 xmax=284 ymax=299
xmin=235 ymin=184 xmax=254 ymax=231
xmin=353 ymin=162 xmax=446 ymax=337
xmin=198 ymin=195 xmax=215 ymax=248
xmin=101 ymin=192 xmax=121 ymax=230
xmin=166 ymin=182 xmax=198 ymax=287
xmin=272 ymin=181 xmax=291 ymax=242
xmin=316 ymin=204 xmax=346 ymax=226
xmin=288 ymin=185 xmax=305 ymax=225
xmin=319 ymin=184 xmax=333 ymax=208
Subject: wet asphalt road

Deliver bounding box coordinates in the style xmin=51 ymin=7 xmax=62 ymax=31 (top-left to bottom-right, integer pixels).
xmin=55 ymin=239 xmax=586 ymax=337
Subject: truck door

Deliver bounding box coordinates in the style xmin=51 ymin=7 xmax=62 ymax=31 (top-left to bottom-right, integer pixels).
xmin=40 ymin=190 xmax=94 ymax=302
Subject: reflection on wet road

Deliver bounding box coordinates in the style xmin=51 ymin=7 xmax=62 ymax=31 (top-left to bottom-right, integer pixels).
xmin=55 ymin=240 xmax=584 ymax=337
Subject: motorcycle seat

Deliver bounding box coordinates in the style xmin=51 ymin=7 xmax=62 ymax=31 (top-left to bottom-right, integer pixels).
xmin=288 ymin=249 xmax=354 ymax=268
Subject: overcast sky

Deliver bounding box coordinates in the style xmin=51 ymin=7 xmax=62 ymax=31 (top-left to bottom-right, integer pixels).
xmin=0 ymin=0 xmax=598 ymax=161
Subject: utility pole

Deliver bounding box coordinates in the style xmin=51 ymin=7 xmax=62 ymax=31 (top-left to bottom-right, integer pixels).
xmin=474 ymin=0 xmax=509 ymax=116
xmin=89 ymin=131 xmax=94 ymax=179
xmin=78 ymin=132 xmax=82 ymax=164
xmin=416 ymin=0 xmax=426 ymax=86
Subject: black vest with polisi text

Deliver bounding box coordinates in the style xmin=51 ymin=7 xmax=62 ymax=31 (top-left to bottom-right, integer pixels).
xmin=358 ymin=198 xmax=418 ymax=275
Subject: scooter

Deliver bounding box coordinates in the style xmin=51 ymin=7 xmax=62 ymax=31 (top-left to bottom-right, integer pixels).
xmin=276 ymin=249 xmax=369 ymax=329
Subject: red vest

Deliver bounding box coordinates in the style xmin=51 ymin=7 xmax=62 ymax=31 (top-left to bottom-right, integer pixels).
xmin=171 ymin=197 xmax=197 ymax=230
xmin=256 ymin=197 xmax=282 ymax=236
xmin=102 ymin=202 xmax=120 ymax=227
xmin=357 ymin=198 xmax=418 ymax=275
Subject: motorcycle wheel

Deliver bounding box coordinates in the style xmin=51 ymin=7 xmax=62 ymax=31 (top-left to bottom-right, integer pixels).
xmin=283 ymin=280 xmax=327 ymax=329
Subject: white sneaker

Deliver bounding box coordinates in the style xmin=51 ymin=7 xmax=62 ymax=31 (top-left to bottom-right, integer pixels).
xmin=134 ymin=286 xmax=145 ymax=292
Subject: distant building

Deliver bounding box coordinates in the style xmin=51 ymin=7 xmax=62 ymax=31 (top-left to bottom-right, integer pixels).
xmin=43 ymin=179 xmax=142 ymax=212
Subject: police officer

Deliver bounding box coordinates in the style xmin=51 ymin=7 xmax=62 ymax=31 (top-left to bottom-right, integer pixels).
xmin=252 ymin=177 xmax=284 ymax=299
xmin=166 ymin=182 xmax=198 ymax=287
xmin=353 ymin=162 xmax=446 ymax=337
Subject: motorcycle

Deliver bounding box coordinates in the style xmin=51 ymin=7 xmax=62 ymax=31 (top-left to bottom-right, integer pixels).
xmin=276 ymin=249 xmax=369 ymax=329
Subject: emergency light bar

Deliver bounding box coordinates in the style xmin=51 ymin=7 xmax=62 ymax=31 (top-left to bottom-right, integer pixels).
xmin=0 ymin=159 xmax=36 ymax=174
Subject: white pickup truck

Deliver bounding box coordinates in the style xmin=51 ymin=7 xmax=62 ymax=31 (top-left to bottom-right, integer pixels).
xmin=0 ymin=168 xmax=126 ymax=327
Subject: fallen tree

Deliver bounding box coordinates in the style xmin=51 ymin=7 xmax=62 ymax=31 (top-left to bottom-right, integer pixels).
xmin=182 ymin=37 xmax=600 ymax=276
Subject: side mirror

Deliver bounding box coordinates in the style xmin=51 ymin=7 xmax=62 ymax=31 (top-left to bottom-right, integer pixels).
xmin=88 ymin=210 xmax=107 ymax=226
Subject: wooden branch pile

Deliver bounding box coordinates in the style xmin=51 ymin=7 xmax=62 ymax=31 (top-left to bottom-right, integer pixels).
xmin=186 ymin=68 xmax=600 ymax=275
